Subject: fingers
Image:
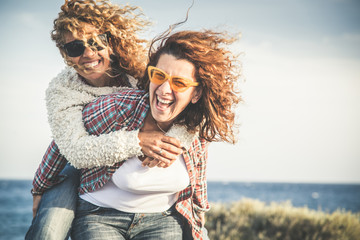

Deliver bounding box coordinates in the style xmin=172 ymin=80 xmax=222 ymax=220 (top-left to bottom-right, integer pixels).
xmin=141 ymin=156 xmax=169 ymax=168
xmin=141 ymin=157 xmax=152 ymax=166
xmin=157 ymin=162 xmax=167 ymax=168
xmin=161 ymin=135 xmax=182 ymax=148
xmin=155 ymin=148 xmax=175 ymax=164
xmin=138 ymin=131 xmax=184 ymax=168
xmin=148 ymin=144 xmax=184 ymax=168
xmin=153 ymin=137 xmax=184 ymax=163
xmin=159 ymin=142 xmax=183 ymax=156
xmin=139 ymin=132 xmax=182 ymax=159
xmin=148 ymin=159 xmax=160 ymax=168
xmin=142 ymin=157 xmax=161 ymax=168
xmin=143 ymin=146 xmax=177 ymax=167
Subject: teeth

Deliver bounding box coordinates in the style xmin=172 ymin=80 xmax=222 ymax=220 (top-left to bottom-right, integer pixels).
xmin=84 ymin=61 xmax=99 ymax=68
xmin=157 ymin=96 xmax=172 ymax=104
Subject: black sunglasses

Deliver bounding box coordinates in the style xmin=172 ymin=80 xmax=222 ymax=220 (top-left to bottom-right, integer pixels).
xmin=62 ymin=33 xmax=108 ymax=57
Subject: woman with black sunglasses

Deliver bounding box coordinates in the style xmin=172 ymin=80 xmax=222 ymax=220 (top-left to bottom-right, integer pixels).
xmin=26 ymin=0 xmax=184 ymax=239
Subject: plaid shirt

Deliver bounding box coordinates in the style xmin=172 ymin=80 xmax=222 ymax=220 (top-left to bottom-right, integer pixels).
xmin=33 ymin=140 xmax=68 ymax=194
xmin=33 ymin=89 xmax=209 ymax=239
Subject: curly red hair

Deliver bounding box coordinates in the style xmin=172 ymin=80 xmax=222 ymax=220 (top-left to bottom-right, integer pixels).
xmin=51 ymin=0 xmax=150 ymax=79
xmin=138 ymin=30 xmax=242 ymax=143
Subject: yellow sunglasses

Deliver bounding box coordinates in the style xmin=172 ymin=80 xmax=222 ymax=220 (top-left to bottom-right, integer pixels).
xmin=147 ymin=66 xmax=199 ymax=92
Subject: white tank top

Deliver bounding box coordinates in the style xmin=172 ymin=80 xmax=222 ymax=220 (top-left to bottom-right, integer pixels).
xmin=81 ymin=155 xmax=190 ymax=213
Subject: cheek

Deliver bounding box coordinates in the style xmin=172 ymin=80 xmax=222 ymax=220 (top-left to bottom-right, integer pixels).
xmin=180 ymin=90 xmax=197 ymax=104
xmin=175 ymin=93 xmax=192 ymax=109
xmin=149 ymin=83 xmax=157 ymax=101
xmin=99 ymin=49 xmax=111 ymax=64
xmin=66 ymin=55 xmax=80 ymax=66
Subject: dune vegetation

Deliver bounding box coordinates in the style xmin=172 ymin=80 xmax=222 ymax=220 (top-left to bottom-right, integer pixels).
xmin=205 ymin=198 xmax=360 ymax=240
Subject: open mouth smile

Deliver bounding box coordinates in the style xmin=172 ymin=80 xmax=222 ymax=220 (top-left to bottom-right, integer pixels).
xmin=156 ymin=95 xmax=174 ymax=110
xmin=83 ymin=59 xmax=101 ymax=69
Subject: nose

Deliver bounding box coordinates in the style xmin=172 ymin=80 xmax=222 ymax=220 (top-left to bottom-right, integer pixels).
xmin=82 ymin=46 xmax=96 ymax=57
xmin=157 ymin=80 xmax=172 ymax=94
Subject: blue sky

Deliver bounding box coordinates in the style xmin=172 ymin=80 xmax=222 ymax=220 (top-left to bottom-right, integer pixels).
xmin=0 ymin=0 xmax=359 ymax=183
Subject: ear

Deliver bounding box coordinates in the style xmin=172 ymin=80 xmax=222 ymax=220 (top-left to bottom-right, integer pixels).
xmin=191 ymin=88 xmax=202 ymax=104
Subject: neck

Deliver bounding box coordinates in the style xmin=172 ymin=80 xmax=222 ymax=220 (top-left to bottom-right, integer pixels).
xmin=156 ymin=122 xmax=167 ymax=134
xmin=82 ymin=75 xmax=125 ymax=87
xmin=156 ymin=121 xmax=173 ymax=133
xmin=141 ymin=113 xmax=172 ymax=133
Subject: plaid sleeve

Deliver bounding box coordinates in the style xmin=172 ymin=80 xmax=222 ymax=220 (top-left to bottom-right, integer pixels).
xmin=32 ymin=140 xmax=68 ymax=194
xmin=83 ymin=90 xmax=148 ymax=135
xmin=192 ymin=139 xmax=210 ymax=213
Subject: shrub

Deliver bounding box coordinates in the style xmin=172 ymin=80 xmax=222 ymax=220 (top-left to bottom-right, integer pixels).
xmin=205 ymin=198 xmax=360 ymax=240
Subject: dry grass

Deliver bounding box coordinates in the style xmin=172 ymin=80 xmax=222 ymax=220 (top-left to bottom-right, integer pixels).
xmin=205 ymin=198 xmax=360 ymax=240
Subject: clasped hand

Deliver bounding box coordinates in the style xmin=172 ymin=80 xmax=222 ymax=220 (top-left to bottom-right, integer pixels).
xmin=138 ymin=131 xmax=183 ymax=168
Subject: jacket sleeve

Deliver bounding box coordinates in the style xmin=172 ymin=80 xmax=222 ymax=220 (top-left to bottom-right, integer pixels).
xmin=46 ymin=73 xmax=142 ymax=169
xmin=192 ymin=139 xmax=211 ymax=214
xmin=49 ymin=102 xmax=141 ymax=169
xmin=32 ymin=140 xmax=68 ymax=194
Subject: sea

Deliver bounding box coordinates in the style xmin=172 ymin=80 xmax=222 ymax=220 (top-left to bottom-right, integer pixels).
xmin=0 ymin=180 xmax=359 ymax=240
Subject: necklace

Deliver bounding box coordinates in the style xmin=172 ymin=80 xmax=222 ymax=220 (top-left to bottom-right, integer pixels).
xmin=156 ymin=122 xmax=167 ymax=134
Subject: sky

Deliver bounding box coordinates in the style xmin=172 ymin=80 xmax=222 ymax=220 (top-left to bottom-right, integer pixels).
xmin=0 ymin=0 xmax=359 ymax=183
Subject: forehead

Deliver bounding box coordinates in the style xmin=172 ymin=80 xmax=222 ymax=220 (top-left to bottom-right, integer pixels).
xmin=156 ymin=54 xmax=195 ymax=79
xmin=63 ymin=23 xmax=99 ymax=43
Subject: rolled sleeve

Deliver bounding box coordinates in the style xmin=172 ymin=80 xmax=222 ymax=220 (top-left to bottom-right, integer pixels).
xmin=32 ymin=140 xmax=68 ymax=194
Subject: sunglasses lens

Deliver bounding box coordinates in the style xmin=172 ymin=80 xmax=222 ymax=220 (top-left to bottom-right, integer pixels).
xmin=98 ymin=34 xmax=108 ymax=44
xmin=88 ymin=34 xmax=108 ymax=51
xmin=171 ymin=77 xmax=189 ymax=91
xmin=148 ymin=67 xmax=198 ymax=92
xmin=63 ymin=40 xmax=85 ymax=57
xmin=88 ymin=39 xmax=103 ymax=51
xmin=150 ymin=69 xmax=167 ymax=84
xmin=63 ymin=34 xmax=108 ymax=57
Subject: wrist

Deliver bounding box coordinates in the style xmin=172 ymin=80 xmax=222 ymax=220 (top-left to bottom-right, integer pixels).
xmin=30 ymin=188 xmax=42 ymax=196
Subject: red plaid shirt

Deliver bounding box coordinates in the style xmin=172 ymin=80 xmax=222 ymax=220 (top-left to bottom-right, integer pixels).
xmin=33 ymin=89 xmax=209 ymax=239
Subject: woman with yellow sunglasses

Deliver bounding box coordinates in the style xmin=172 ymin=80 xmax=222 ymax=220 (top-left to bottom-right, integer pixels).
xmin=69 ymin=30 xmax=241 ymax=240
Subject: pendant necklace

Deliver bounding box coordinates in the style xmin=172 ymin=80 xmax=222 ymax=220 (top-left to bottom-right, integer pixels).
xmin=156 ymin=122 xmax=167 ymax=134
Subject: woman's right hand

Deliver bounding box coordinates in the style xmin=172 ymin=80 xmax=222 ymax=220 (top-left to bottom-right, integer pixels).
xmin=138 ymin=131 xmax=183 ymax=167
xmin=32 ymin=195 xmax=42 ymax=218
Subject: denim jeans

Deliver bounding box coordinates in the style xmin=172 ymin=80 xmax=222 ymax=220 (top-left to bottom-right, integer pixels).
xmin=25 ymin=163 xmax=210 ymax=240
xmin=25 ymin=164 xmax=79 ymax=240
xmin=71 ymin=198 xmax=183 ymax=240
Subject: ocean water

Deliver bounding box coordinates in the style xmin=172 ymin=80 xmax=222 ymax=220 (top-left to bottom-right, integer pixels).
xmin=0 ymin=180 xmax=359 ymax=239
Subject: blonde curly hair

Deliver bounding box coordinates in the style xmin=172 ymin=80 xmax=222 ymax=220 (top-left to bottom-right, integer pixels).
xmin=138 ymin=30 xmax=242 ymax=144
xmin=51 ymin=0 xmax=150 ymax=79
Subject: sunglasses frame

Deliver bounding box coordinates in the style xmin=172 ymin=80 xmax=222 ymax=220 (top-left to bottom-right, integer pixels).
xmin=62 ymin=33 xmax=108 ymax=57
xmin=147 ymin=66 xmax=199 ymax=92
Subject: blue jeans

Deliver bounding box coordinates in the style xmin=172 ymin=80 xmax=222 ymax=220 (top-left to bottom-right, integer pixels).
xmin=25 ymin=164 xmax=79 ymax=240
xmin=25 ymin=163 xmax=210 ymax=240
xmin=71 ymin=198 xmax=183 ymax=240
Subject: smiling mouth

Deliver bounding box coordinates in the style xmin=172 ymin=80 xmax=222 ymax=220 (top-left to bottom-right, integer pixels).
xmin=83 ymin=60 xmax=101 ymax=69
xmin=156 ymin=95 xmax=173 ymax=109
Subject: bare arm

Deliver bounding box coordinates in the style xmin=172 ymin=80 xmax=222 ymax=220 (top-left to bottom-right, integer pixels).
xmin=32 ymin=195 xmax=42 ymax=218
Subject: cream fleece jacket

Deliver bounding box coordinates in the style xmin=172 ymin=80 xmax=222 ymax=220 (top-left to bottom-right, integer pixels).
xmin=46 ymin=67 xmax=195 ymax=169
